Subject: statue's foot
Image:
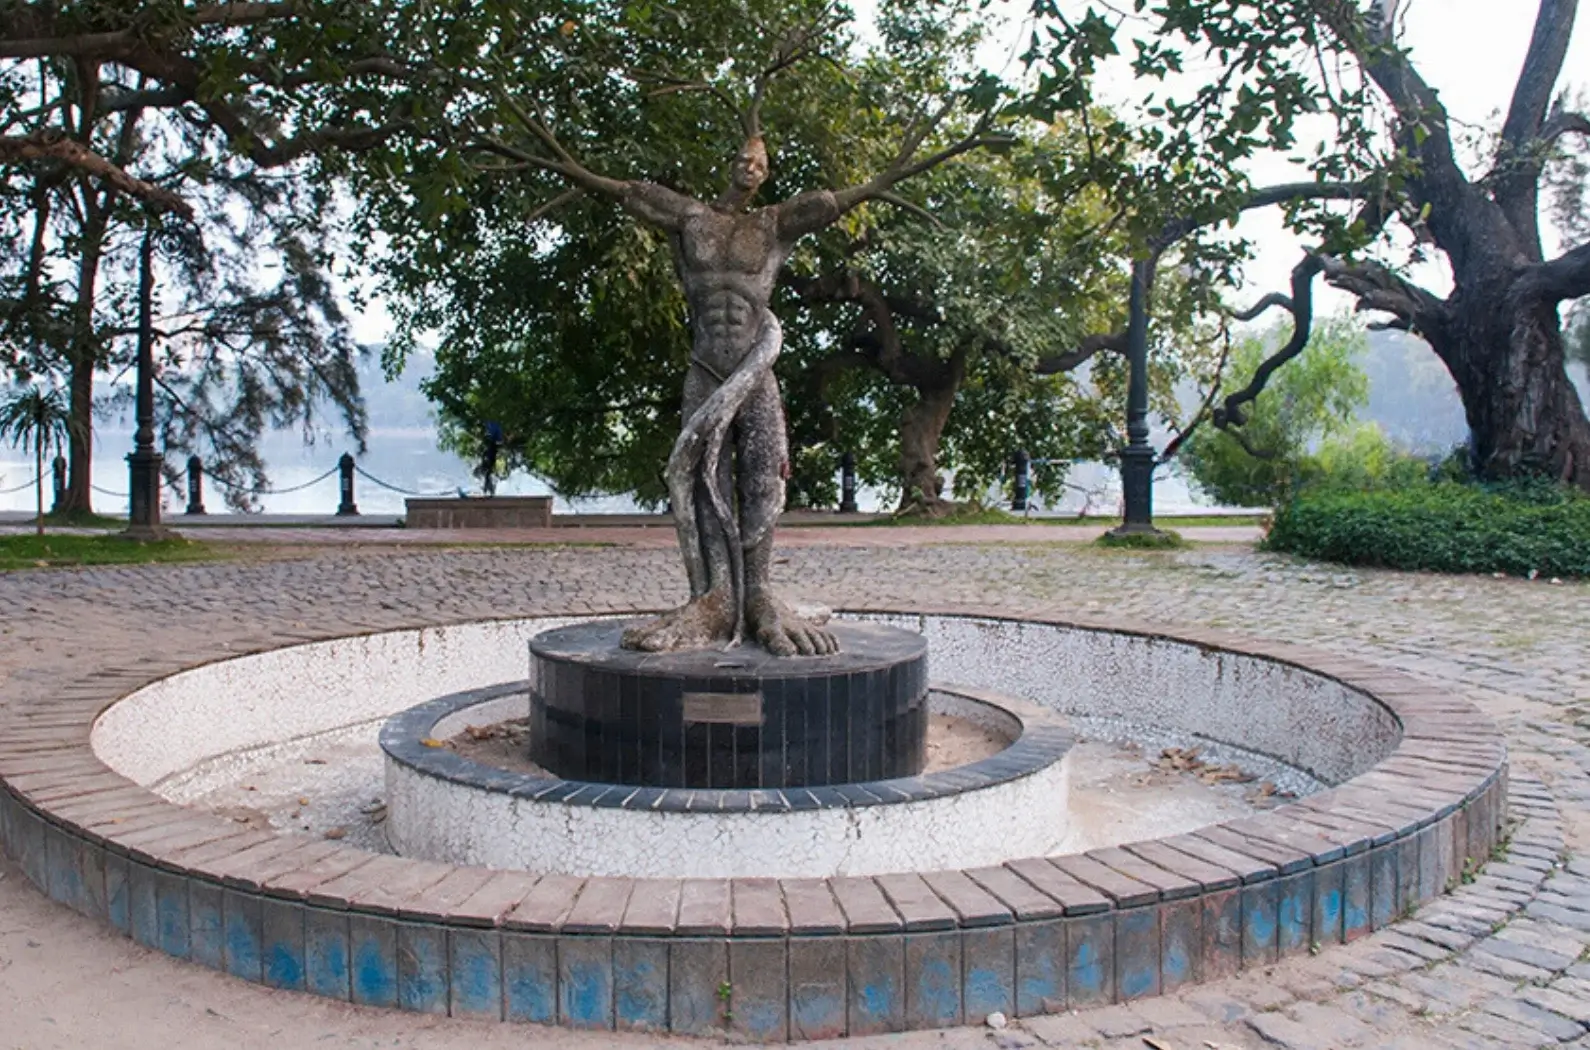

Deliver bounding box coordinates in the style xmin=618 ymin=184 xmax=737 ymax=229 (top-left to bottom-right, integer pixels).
xmin=747 ymin=590 xmax=839 ymax=657
xmin=621 ymin=589 xmax=735 ymax=652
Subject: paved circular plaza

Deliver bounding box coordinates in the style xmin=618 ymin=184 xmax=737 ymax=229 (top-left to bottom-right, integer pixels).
xmin=0 ymin=534 xmax=1586 ymax=1049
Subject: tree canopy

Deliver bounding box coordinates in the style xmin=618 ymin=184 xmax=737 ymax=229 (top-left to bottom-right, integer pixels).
xmin=1029 ymin=0 xmax=1590 ymax=490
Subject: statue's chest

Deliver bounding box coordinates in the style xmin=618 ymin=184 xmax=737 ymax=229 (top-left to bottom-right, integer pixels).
xmin=679 ymin=211 xmax=778 ymax=274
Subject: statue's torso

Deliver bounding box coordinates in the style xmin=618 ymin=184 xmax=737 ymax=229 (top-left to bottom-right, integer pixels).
xmin=675 ymin=207 xmax=787 ymax=376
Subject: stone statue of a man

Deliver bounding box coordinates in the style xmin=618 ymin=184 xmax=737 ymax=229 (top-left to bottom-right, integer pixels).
xmin=548 ymin=136 xmax=920 ymax=656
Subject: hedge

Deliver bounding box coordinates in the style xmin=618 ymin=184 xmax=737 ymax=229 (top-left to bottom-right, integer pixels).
xmin=1264 ymin=481 xmax=1590 ymax=578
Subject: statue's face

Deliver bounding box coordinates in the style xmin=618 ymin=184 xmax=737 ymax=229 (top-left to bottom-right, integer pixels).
xmin=729 ymin=141 xmax=769 ymax=194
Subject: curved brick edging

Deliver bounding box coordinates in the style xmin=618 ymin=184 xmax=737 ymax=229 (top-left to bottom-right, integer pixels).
xmin=0 ymin=604 xmax=1509 ymax=1042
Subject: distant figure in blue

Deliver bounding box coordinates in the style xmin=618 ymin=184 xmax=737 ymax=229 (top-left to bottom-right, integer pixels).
xmin=478 ymin=420 xmax=505 ymax=497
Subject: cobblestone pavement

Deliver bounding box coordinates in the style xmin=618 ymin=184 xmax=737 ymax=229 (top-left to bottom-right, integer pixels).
xmin=0 ymin=538 xmax=1587 ymax=1049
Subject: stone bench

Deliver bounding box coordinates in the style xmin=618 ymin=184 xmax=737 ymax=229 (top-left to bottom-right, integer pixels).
xmin=403 ymin=496 xmax=552 ymax=529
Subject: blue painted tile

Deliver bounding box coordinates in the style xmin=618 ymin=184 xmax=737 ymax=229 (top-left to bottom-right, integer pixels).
xmin=1162 ymin=899 xmax=1201 ymax=992
xmin=305 ymin=908 xmax=351 ymax=1001
xmin=129 ymin=862 xmax=160 ymax=950
xmin=1241 ymin=881 xmax=1280 ymax=968
xmin=45 ymin=830 xmax=82 ymax=910
xmin=104 ymin=852 xmax=131 ymax=936
xmin=1370 ymin=844 xmax=1400 ymax=930
xmin=1065 ymin=914 xmax=1114 ymax=1007
xmin=613 ymin=937 xmax=669 ymax=1032
xmin=449 ymin=928 xmax=502 ymax=1021
xmin=261 ymin=898 xmax=305 ymax=990
xmin=1343 ymin=852 xmax=1372 ymax=941
xmin=350 ymin=914 xmax=398 ymax=1008
xmin=1313 ymin=862 xmax=1345 ymax=948
xmin=788 ymin=937 xmax=847 ymax=1041
xmin=222 ymin=889 xmax=263 ymax=981
xmin=397 ymin=922 xmax=449 ymax=1015
xmin=502 ymin=931 xmax=557 ymax=1024
xmin=156 ymin=870 xmax=191 ymax=960
xmin=189 ymin=879 xmax=225 ymax=971
xmin=962 ymin=926 xmax=1014 ymax=1025
xmin=1014 ymin=919 xmax=1064 ymax=1016
xmin=559 ymin=935 xmax=614 ymax=1030
xmin=670 ymin=938 xmax=727 ymax=1035
xmin=730 ymin=938 xmax=789 ymax=1042
xmin=905 ymin=932 xmax=961 ymax=1029
xmin=847 ymin=935 xmax=904 ymax=1036
xmin=1201 ymin=889 xmax=1242 ymax=979
xmin=1116 ymin=906 xmax=1160 ymax=1001
xmin=1277 ymin=872 xmax=1313 ymax=957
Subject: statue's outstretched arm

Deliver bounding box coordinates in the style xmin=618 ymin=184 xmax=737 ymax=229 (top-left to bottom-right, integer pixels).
xmin=619 ymin=182 xmax=702 ymax=232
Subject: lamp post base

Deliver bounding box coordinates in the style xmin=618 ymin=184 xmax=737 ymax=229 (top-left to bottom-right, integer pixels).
xmin=121 ymin=449 xmax=172 ymax=542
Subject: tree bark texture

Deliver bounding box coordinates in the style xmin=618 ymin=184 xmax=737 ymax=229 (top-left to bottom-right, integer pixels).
xmin=896 ymin=357 xmax=966 ymax=515
xmin=1314 ymin=0 xmax=1590 ymax=488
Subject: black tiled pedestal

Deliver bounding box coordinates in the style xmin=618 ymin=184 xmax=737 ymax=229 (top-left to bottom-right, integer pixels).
xmin=528 ymin=621 xmax=928 ymax=789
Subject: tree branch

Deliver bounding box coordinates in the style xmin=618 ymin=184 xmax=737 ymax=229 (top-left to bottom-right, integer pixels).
xmin=1317 ymin=253 xmax=1447 ymax=333
xmin=1541 ymin=102 xmax=1590 ymax=145
xmin=1033 ymin=332 xmax=1128 ymax=375
xmin=1524 ymin=240 xmax=1590 ymax=301
xmin=0 ymin=129 xmax=192 ymax=218
xmin=1212 ymin=253 xmax=1324 ymax=430
xmin=1153 ymin=180 xmax=1367 ymax=251
xmin=1499 ymin=0 xmax=1578 ymax=151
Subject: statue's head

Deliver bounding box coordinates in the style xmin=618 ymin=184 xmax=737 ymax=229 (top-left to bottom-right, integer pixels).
xmin=717 ymin=137 xmax=769 ymax=210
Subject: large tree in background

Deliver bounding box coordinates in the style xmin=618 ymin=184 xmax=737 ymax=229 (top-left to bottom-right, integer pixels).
xmin=1032 ymin=0 xmax=1590 ymax=489
xmin=0 ymin=1 xmax=434 ymax=509
xmin=781 ymin=126 xmax=1217 ymax=513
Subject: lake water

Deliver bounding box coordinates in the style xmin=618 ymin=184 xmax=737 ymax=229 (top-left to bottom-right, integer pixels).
xmin=0 ymin=427 xmax=1222 ymax=518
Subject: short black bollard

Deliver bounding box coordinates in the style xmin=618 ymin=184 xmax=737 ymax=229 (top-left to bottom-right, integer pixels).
xmin=336 ymin=452 xmax=359 ymax=516
xmin=186 ymin=455 xmax=206 ymax=515
xmin=1012 ymin=449 xmax=1030 ymax=512
xmin=839 ymin=451 xmax=858 ymax=513
xmin=50 ymin=454 xmax=66 ymax=513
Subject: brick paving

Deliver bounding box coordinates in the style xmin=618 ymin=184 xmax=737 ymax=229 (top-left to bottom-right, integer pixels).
xmin=0 ymin=538 xmax=1587 ymax=1048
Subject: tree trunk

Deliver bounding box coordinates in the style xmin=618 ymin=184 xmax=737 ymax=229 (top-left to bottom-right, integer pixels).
xmin=34 ymin=440 xmax=44 ymax=536
xmin=61 ymin=205 xmax=107 ymax=516
xmin=897 ymin=379 xmax=960 ymax=515
xmin=1435 ymin=287 xmax=1590 ymax=488
xmin=62 ymin=358 xmax=95 ymax=514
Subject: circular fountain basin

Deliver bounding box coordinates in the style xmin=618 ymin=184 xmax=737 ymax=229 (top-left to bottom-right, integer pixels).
xmin=0 ymin=607 xmax=1506 ymax=1042
xmin=381 ymin=682 xmax=1072 ymax=878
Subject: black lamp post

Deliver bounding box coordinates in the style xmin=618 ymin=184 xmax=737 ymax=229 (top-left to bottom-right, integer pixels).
xmin=1111 ymin=257 xmax=1163 ymax=537
xmin=123 ymin=225 xmax=168 ymax=541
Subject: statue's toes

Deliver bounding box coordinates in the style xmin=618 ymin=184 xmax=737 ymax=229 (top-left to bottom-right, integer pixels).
xmin=814 ymin=628 xmax=839 ymax=655
xmin=788 ymin=624 xmax=819 ymax=656
xmin=759 ymin=624 xmax=798 ymax=657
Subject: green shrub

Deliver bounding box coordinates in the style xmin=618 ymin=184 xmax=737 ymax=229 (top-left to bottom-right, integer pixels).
xmin=1265 ymin=481 xmax=1590 ymax=577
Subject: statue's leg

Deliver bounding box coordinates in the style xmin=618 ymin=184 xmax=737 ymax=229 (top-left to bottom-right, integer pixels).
xmin=621 ymin=368 xmax=737 ymax=651
xmin=738 ymin=372 xmax=838 ymax=657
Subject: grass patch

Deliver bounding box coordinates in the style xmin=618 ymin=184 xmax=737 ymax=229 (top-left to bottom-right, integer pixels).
xmin=0 ymin=533 xmax=220 ymax=571
xmin=861 ymin=505 xmax=1027 ymax=527
xmin=1095 ymin=528 xmax=1186 ymax=550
